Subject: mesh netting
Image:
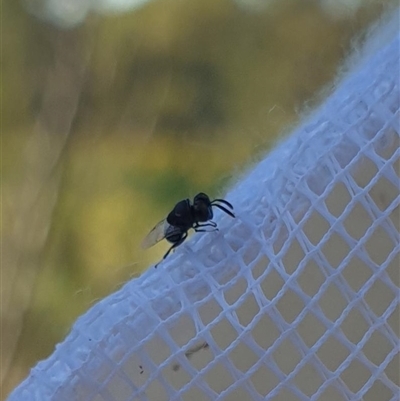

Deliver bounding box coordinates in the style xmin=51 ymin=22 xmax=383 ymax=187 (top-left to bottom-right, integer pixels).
xmin=8 ymin=17 xmax=400 ymax=401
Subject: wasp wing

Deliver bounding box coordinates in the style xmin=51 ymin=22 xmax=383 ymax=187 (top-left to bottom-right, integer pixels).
xmin=141 ymin=219 xmax=169 ymax=249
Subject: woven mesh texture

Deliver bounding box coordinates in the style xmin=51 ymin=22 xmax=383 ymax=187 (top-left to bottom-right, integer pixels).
xmin=8 ymin=25 xmax=400 ymax=401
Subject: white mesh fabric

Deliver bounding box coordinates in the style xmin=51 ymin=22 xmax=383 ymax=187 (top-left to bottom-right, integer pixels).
xmin=8 ymin=20 xmax=400 ymax=401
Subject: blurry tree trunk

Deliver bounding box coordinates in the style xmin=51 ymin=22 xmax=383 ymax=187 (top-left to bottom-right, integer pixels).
xmin=1 ymin=26 xmax=89 ymax=394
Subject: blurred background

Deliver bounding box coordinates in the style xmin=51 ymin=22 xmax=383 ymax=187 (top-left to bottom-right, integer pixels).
xmin=2 ymin=0 xmax=396 ymax=398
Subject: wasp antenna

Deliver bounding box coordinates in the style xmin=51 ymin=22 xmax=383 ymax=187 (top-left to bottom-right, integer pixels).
xmin=211 ymin=198 xmax=234 ymax=209
xmin=212 ymin=203 xmax=235 ymax=218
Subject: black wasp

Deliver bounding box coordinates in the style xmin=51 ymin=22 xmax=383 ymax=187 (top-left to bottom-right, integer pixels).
xmin=142 ymin=193 xmax=235 ymax=266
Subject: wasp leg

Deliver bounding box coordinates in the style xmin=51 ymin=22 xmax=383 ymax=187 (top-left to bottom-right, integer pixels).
xmin=194 ymin=227 xmax=218 ymax=233
xmin=194 ymin=221 xmax=218 ymax=233
xmin=194 ymin=221 xmax=217 ymax=229
xmin=155 ymin=232 xmax=188 ymax=268
xmin=194 ymin=226 xmax=219 ymax=233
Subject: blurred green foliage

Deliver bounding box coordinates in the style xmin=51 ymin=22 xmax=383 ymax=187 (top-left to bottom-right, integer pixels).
xmin=2 ymin=0 xmax=391 ymax=397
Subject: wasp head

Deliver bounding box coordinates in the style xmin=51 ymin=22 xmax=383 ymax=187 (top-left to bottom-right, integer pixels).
xmin=193 ymin=193 xmax=213 ymax=222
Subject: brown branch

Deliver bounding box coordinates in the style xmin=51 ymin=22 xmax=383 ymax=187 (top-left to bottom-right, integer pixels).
xmin=1 ymin=26 xmax=89 ymax=394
